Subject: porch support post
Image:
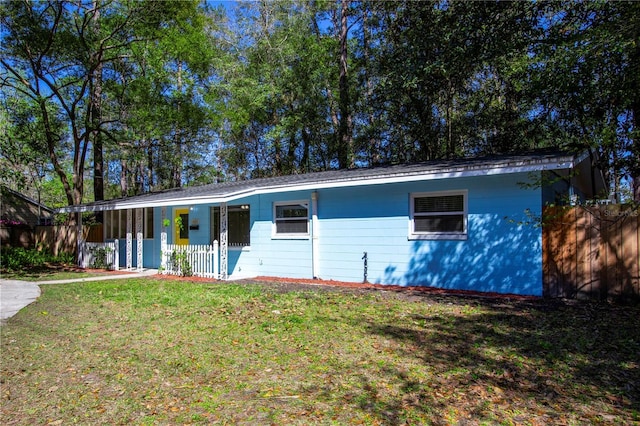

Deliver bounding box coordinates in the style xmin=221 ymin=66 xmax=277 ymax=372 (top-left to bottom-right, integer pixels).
xmin=126 ymin=209 xmax=132 ymax=270
xmin=76 ymin=212 xmax=84 ymax=267
xmin=114 ymin=239 xmax=120 ymax=270
xmin=311 ymin=191 xmax=319 ymax=279
xmin=220 ymin=202 xmax=228 ymax=280
xmin=136 ymin=208 xmax=143 ymax=271
xmin=160 ymin=207 xmax=168 ymax=272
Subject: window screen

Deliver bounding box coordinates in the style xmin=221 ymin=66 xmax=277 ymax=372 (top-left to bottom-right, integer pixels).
xmin=274 ymin=203 xmax=309 ymax=235
xmin=411 ymin=192 xmax=466 ymax=238
xmin=211 ymin=205 xmax=251 ymax=247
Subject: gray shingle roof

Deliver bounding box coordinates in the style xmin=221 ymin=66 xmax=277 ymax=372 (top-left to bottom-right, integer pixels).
xmin=60 ymin=150 xmax=584 ymax=212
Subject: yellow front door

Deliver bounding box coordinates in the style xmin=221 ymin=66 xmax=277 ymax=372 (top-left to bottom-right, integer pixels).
xmin=174 ymin=208 xmax=189 ymax=245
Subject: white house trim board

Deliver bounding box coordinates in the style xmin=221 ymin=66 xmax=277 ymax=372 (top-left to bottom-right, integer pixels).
xmin=57 ymin=151 xmax=584 ymax=214
xmin=311 ymin=191 xmax=320 ymax=279
xmin=61 ymin=163 xmax=567 ymax=213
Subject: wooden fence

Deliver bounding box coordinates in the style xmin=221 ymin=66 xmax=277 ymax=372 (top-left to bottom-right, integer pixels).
xmin=34 ymin=224 xmax=103 ymax=256
xmin=1 ymin=226 xmax=34 ymax=248
xmin=543 ymin=205 xmax=640 ymax=300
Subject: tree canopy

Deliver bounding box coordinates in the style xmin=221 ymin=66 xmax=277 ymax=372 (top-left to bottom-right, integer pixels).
xmin=2 ymin=0 xmax=638 ymax=208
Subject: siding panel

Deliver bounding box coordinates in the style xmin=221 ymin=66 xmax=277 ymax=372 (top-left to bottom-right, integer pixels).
xmin=186 ymin=173 xmax=544 ymax=295
xmin=312 ymin=174 xmax=543 ymax=295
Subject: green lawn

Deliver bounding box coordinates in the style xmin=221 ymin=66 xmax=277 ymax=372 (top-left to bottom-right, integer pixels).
xmin=1 ymin=267 xmax=107 ymax=282
xmin=1 ymin=278 xmax=639 ymax=425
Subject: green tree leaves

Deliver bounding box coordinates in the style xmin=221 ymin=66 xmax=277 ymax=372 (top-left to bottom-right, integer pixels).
xmin=3 ymin=0 xmax=639 ymax=204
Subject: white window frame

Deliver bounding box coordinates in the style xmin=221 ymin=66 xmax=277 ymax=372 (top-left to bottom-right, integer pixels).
xmin=272 ymin=200 xmax=310 ymax=239
xmin=409 ymin=190 xmax=468 ymax=240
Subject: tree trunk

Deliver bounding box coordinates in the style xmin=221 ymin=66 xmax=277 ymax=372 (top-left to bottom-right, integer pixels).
xmin=172 ymin=62 xmax=183 ymax=188
xmin=301 ymin=127 xmax=311 ymax=173
xmin=338 ymin=0 xmax=353 ymax=169
xmin=448 ymin=103 xmax=453 ymax=157
xmin=362 ymin=3 xmax=379 ymax=166
xmin=147 ymin=141 xmax=154 ymax=190
xmin=39 ymin=98 xmax=74 ymax=206
xmin=91 ymin=0 xmax=104 ymax=216
xmin=91 ymin=63 xmax=104 ymax=222
xmin=630 ymin=8 xmax=640 ymax=202
xmin=120 ymin=158 xmax=128 ymax=196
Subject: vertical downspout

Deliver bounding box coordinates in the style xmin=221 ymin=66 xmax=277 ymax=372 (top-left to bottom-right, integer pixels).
xmin=311 ymin=191 xmax=319 ymax=279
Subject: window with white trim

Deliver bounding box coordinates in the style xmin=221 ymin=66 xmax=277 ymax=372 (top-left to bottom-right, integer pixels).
xmin=273 ymin=201 xmax=309 ymax=237
xmin=410 ymin=191 xmax=467 ymax=239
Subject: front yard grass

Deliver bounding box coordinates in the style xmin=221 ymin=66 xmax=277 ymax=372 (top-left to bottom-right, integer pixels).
xmin=1 ymin=278 xmax=639 ymax=425
xmin=1 ymin=265 xmax=106 ymax=282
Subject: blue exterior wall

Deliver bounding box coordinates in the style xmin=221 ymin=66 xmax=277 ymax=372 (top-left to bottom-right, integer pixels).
xmin=111 ymin=234 xmax=160 ymax=269
xmin=239 ymin=172 xmax=543 ymax=296
xmin=138 ymin=171 xmax=543 ymax=295
xmin=310 ymin=173 xmax=543 ymax=295
xmin=165 ymin=194 xmax=314 ymax=279
xmin=251 ymin=191 xmax=313 ymax=279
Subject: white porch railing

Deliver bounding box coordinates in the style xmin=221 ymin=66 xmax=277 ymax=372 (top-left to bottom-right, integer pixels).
xmin=161 ymin=242 xmax=219 ymax=279
xmin=81 ymin=240 xmax=119 ymax=270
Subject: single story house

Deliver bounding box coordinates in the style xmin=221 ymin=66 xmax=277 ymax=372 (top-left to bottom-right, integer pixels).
xmin=59 ymin=150 xmax=605 ymax=296
xmin=2 ymin=186 xmax=55 ymax=248
xmin=1 ymin=186 xmax=55 ymax=227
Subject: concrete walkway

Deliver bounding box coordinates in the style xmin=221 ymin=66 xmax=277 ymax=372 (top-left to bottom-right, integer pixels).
xmin=0 ymin=269 xmax=157 ymax=325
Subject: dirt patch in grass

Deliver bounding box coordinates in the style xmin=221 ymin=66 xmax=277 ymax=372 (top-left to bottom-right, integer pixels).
xmin=1 ymin=264 xmax=133 ymax=282
xmin=157 ymin=273 xmax=542 ymax=302
xmin=1 ymin=278 xmax=639 ymax=425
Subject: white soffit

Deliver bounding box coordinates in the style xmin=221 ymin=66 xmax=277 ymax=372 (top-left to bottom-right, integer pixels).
xmin=59 ymin=154 xmax=575 ymax=212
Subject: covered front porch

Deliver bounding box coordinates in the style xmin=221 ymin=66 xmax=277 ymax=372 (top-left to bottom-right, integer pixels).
xmin=76 ymin=203 xmax=237 ymax=280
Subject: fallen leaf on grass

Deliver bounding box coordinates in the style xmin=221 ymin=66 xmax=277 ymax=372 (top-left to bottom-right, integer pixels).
xmin=261 ymin=394 xmax=300 ymax=400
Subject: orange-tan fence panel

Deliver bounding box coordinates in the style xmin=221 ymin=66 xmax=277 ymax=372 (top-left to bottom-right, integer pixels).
xmin=543 ymin=205 xmax=640 ymax=300
xmin=0 ymin=225 xmax=34 ymax=248
xmin=34 ymin=224 xmax=103 ymax=257
xmin=34 ymin=226 xmax=78 ymax=257
xmin=84 ymin=224 xmax=104 ymax=243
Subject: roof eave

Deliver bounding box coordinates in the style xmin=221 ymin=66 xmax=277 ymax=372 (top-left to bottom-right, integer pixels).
xmin=56 ymin=155 xmax=575 ymax=213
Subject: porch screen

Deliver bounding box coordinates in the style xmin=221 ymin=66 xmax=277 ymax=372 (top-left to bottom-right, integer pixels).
xmin=211 ymin=205 xmax=250 ymax=247
xmin=105 ymin=208 xmax=154 ymax=239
